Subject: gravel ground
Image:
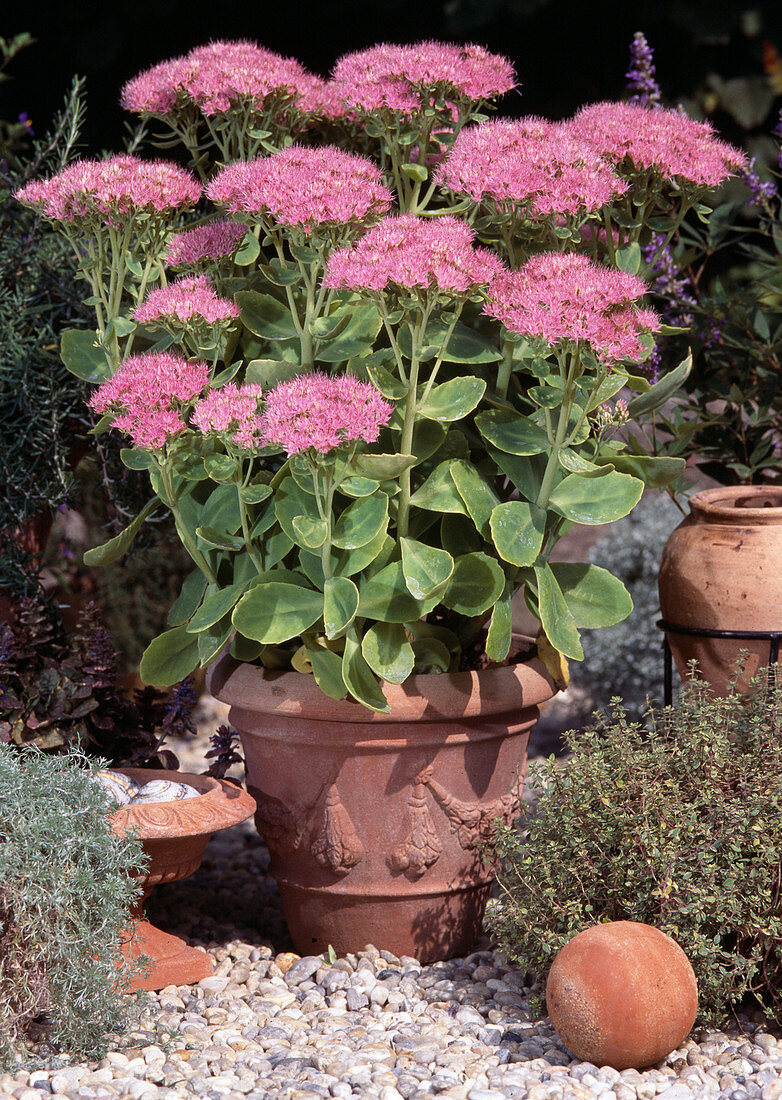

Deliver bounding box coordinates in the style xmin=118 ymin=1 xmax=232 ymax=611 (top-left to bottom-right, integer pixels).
xmin=1 ymin=698 xmax=780 ymax=1100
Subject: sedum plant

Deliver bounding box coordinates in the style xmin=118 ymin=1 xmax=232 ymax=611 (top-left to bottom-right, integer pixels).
xmin=0 ymin=744 xmax=146 ymax=1064
xmin=488 ymin=667 xmax=782 ymax=1023
xmin=16 ymin=38 xmax=745 ymax=711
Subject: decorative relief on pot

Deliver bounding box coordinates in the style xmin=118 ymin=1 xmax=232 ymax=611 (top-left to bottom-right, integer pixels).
xmin=252 ymin=780 xmax=330 ymax=852
xmin=425 ymin=774 xmax=522 ymax=851
xmin=312 ymin=784 xmax=364 ymax=874
xmin=388 ymin=767 xmax=442 ymax=878
xmin=387 ymin=764 xmax=523 ymax=877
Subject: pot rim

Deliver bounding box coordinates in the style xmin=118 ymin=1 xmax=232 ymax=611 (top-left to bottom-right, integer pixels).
xmin=207 ymin=634 xmax=557 ymax=723
xmin=688 ymin=485 xmax=782 ymax=525
xmin=109 ymin=768 xmax=255 ymax=838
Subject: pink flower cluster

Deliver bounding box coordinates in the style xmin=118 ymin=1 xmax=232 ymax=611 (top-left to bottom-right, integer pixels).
xmin=207 ymin=146 xmax=393 ymax=229
xmin=330 ymin=41 xmax=516 ymax=115
xmin=260 ymin=373 xmax=393 ymax=456
xmin=436 ymin=118 xmax=628 ymax=216
xmin=324 ymin=214 xmax=501 ymax=295
xmin=485 ymin=252 xmax=660 ymax=362
xmin=167 ymin=219 xmax=247 ymax=267
xmin=121 ymin=39 xmax=316 ymax=118
xmin=89 ymin=352 xmax=210 ymax=449
xmin=192 ymin=382 xmax=264 ymax=448
xmin=15 ymin=155 xmax=201 ymax=224
xmin=569 ymin=102 xmax=746 ymax=187
xmin=134 ymin=275 xmax=240 ymax=326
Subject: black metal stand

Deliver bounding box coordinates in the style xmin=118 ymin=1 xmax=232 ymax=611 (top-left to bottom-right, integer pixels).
xmin=656 ymin=619 xmax=782 ymax=705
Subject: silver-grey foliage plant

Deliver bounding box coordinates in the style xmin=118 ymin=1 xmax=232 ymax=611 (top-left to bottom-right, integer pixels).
xmin=0 ymin=747 xmax=146 ymax=1065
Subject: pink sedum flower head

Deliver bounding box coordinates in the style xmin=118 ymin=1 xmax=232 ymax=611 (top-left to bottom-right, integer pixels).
xmin=331 ymin=41 xmax=516 ymax=116
xmin=207 ymin=146 xmax=393 ymax=231
xmin=569 ymin=101 xmax=746 ymax=187
xmin=436 ymin=118 xmax=629 ymax=216
xmin=15 ymin=155 xmax=201 ymax=226
xmin=485 ymin=252 xmax=660 ymax=362
xmin=261 ymin=373 xmax=393 ymax=456
xmin=324 ymin=214 xmax=502 ymax=295
xmin=134 ymin=275 xmax=240 ymax=326
xmin=121 ymin=40 xmax=316 ymax=119
xmin=89 ymin=351 xmax=210 ymax=448
xmin=167 ymin=219 xmax=247 ymax=267
xmin=191 ymin=382 xmax=265 ymax=448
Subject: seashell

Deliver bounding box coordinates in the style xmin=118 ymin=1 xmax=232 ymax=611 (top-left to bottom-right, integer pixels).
xmin=91 ymin=770 xmax=140 ymax=808
xmin=129 ymin=780 xmax=201 ymax=805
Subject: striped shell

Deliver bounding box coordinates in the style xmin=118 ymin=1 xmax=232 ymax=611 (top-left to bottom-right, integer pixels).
xmin=92 ymin=770 xmax=141 ymax=808
xmin=130 ymin=780 xmax=201 ymax=805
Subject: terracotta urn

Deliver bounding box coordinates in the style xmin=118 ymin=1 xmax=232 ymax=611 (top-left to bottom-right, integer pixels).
xmin=658 ymin=485 xmax=782 ymax=694
xmin=110 ymin=769 xmax=255 ymax=991
xmin=207 ymin=642 xmax=556 ymax=963
xmin=546 ymin=921 xmax=698 ymax=1070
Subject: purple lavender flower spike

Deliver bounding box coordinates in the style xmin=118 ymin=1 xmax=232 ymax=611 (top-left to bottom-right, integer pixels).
xmin=626 ymin=32 xmax=661 ymax=108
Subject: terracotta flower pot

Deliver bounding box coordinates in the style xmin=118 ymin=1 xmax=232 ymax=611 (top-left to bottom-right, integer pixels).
xmin=207 ymin=644 xmax=556 ymax=963
xmin=658 ymin=485 xmax=782 ymax=694
xmin=110 ymin=769 xmax=255 ymax=991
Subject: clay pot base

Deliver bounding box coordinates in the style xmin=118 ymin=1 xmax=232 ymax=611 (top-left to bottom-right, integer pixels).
xmin=120 ymin=918 xmax=213 ymax=992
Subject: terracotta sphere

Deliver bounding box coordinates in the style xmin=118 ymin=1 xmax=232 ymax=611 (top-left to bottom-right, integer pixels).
xmin=546 ymin=921 xmax=698 ymax=1070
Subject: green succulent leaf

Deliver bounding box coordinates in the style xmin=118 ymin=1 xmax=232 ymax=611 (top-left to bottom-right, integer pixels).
xmin=475 ymin=409 xmax=550 ymax=455
xmin=332 ymin=494 xmax=389 ymax=549
xmin=485 ymin=581 xmax=513 ymax=664
xmin=187 ymin=582 xmax=248 ymax=633
xmin=409 ymin=462 xmax=467 ymax=514
xmin=626 ymin=352 xmax=691 ymax=418
xmin=558 ymin=449 xmax=613 ymax=476
xmin=306 ymin=644 xmax=347 ymax=700
xmin=548 ymin=471 xmax=643 ymax=525
xmin=549 ymin=562 xmax=633 ymax=628
xmin=244 ymin=358 xmax=302 ymax=387
xmin=357 ymin=561 xmax=436 ymax=622
xmin=168 ymin=570 xmax=209 ymax=627
xmin=361 ymin=622 xmax=415 ymax=684
xmin=292 ymin=515 xmax=329 ymax=549
xmin=315 ymin=301 xmax=383 ymax=362
xmin=532 ymin=560 xmax=584 ymax=661
xmin=196 ymin=612 xmax=233 ymax=666
xmin=203 ymin=453 xmax=238 ymax=483
xmin=418 ymin=376 xmax=486 ymax=422
xmin=342 ymin=633 xmax=390 ymax=712
xmin=323 ymin=576 xmax=360 ymax=639
xmin=411 ymin=636 xmax=451 ymax=673
xmin=594 ymin=453 xmax=686 ymax=488
xmin=347 ymin=453 xmax=416 ymax=481
xmin=232 ymin=582 xmax=323 ymax=643
xmin=490 ymin=500 xmax=547 ymax=567
xmin=451 ymin=460 xmax=501 ymax=538
xmin=83 ymin=498 xmax=160 ymax=566
xmin=236 ymin=290 xmax=299 ymax=340
xmin=60 ymin=328 xmax=111 ymax=383
xmin=400 ymin=537 xmax=454 ymax=599
xmin=240 ymin=482 xmax=274 ymax=505
xmin=441 ymin=552 xmax=505 ymax=616
xmin=195 ymin=525 xmax=244 ymax=551
xmin=120 ymin=449 xmax=155 ymax=472
xmin=139 ymin=625 xmax=201 ymax=686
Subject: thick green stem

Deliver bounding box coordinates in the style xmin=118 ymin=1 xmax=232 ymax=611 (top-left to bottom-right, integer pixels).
xmin=396 ymin=319 xmax=424 ymax=538
xmin=496 ymin=338 xmax=515 ymax=401
xmin=536 ymin=350 xmax=579 ymax=510
xmin=236 ymin=477 xmax=264 ymax=574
